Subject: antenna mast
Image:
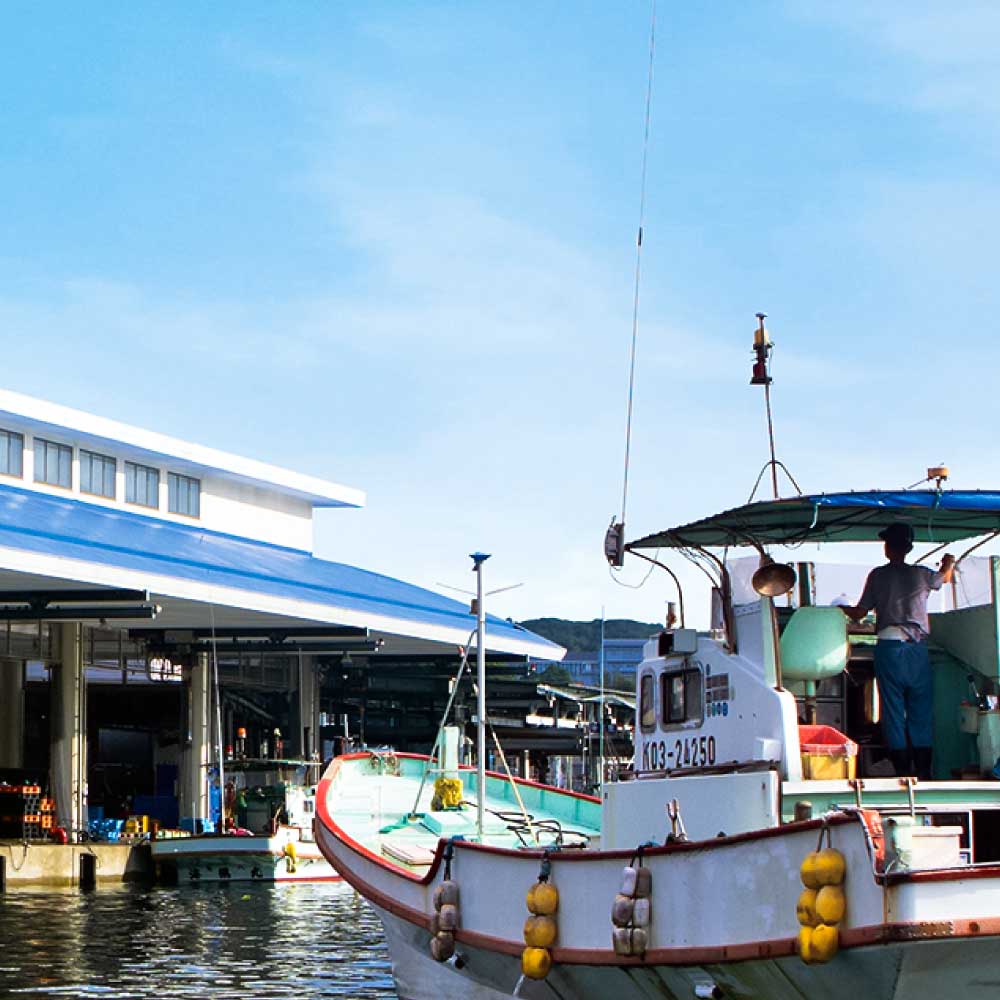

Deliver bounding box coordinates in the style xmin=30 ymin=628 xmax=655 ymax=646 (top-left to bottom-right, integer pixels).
xmin=750 ymin=312 xmax=779 ymax=500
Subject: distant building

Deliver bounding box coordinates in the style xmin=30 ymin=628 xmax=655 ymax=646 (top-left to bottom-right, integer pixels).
xmin=532 ymin=637 xmax=651 ymax=687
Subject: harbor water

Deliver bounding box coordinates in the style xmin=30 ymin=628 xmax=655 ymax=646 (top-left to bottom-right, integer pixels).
xmin=0 ymin=882 xmax=396 ymax=999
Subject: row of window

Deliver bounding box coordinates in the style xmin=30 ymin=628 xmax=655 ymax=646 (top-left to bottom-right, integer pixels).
xmin=0 ymin=428 xmax=200 ymax=517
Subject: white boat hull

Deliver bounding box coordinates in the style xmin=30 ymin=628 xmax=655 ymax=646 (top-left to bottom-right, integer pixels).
xmin=152 ymin=827 xmax=340 ymax=884
xmin=315 ymin=753 xmax=1000 ymax=1000
xmin=376 ymin=903 xmax=1000 ymax=1000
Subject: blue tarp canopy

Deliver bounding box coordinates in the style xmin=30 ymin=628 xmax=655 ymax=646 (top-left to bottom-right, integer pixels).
xmin=0 ymin=483 xmax=560 ymax=658
xmin=628 ymin=490 xmax=1000 ymax=550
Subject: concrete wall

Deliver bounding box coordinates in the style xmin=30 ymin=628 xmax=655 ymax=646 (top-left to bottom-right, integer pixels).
xmin=200 ymin=475 xmax=313 ymax=551
xmin=0 ymin=843 xmax=151 ymax=888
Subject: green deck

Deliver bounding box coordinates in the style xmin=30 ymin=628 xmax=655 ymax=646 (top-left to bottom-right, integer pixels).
xmin=330 ymin=756 xmax=601 ymax=870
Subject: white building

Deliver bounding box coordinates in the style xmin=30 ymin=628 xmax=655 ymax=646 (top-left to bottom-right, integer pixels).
xmin=0 ymin=389 xmax=560 ymax=863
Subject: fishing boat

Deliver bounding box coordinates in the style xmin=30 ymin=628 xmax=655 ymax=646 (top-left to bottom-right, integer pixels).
xmin=154 ymin=757 xmax=339 ymax=883
xmin=316 ymin=492 xmax=1000 ymax=1000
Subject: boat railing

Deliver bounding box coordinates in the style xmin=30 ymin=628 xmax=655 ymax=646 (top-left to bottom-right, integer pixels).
xmin=612 ymin=759 xmax=776 ymax=782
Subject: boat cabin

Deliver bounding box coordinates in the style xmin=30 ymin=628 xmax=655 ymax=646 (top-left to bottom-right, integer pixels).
xmin=604 ymin=490 xmax=1000 ymax=867
xmin=224 ymin=758 xmax=321 ymax=837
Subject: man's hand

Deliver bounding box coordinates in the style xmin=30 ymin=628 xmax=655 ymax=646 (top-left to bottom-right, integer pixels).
xmin=940 ymin=553 xmax=957 ymax=584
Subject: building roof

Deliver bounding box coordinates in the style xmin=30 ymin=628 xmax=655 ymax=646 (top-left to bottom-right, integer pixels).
xmin=0 ymin=388 xmax=364 ymax=508
xmin=0 ymin=483 xmax=561 ymax=659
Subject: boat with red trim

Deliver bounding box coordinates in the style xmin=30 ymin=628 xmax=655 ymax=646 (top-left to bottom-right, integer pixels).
xmin=316 ymin=492 xmax=1000 ymax=999
xmin=154 ymin=758 xmax=339 ymax=883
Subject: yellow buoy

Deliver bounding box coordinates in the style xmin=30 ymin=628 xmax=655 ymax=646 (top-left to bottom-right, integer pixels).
xmin=815 ymin=848 xmax=846 ymax=887
xmin=799 ymin=851 xmax=822 ymax=889
xmin=810 ymin=922 xmax=839 ymax=962
xmin=526 ymin=881 xmax=559 ymax=916
xmin=798 ymin=926 xmax=815 ymax=964
xmin=795 ymin=888 xmax=819 ymax=927
xmin=521 ymin=946 xmax=552 ymax=980
xmin=815 ymin=885 xmax=846 ymax=924
xmin=523 ymin=915 xmax=557 ymax=949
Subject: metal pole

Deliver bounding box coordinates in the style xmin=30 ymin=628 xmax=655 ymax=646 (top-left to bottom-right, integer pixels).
xmin=472 ymin=552 xmax=490 ymax=841
xmin=210 ymin=607 xmax=225 ymax=834
xmin=764 ymin=381 xmax=779 ymax=500
xmin=599 ymin=610 xmax=606 ymax=794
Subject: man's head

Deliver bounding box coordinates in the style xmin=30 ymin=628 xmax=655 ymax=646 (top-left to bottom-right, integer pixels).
xmin=879 ymin=522 xmax=914 ymax=560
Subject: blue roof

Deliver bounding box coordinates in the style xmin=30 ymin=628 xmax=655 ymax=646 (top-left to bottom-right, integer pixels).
xmin=630 ymin=490 xmax=1000 ymax=549
xmin=0 ymin=482 xmax=556 ymax=653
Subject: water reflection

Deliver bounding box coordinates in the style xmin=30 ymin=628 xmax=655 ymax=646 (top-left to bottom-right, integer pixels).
xmin=0 ymin=883 xmax=395 ymax=999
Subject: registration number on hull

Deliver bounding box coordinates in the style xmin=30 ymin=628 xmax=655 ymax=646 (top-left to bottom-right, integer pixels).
xmin=641 ymin=735 xmax=717 ymax=771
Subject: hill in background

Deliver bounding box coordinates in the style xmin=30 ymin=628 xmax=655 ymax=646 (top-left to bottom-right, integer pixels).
xmin=520 ymin=618 xmax=661 ymax=656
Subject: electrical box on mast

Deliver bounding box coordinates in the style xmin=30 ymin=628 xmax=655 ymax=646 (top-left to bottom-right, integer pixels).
xmin=604 ymin=520 xmax=625 ymax=568
xmin=750 ymin=313 xmax=772 ymax=385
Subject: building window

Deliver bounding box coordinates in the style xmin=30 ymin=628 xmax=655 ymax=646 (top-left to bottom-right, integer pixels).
xmin=0 ymin=429 xmax=24 ymax=478
xmin=34 ymin=438 xmax=72 ymax=489
xmin=125 ymin=461 xmax=160 ymax=508
xmin=168 ymin=472 xmax=200 ymax=517
xmin=80 ymin=449 xmax=116 ymax=499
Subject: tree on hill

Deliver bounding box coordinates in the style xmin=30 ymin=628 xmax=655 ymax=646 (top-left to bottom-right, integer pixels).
xmin=519 ymin=617 xmax=661 ymax=656
xmin=536 ymin=663 xmax=572 ymax=685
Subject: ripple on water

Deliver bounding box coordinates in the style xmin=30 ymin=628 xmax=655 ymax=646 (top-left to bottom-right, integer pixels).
xmin=0 ymin=882 xmax=397 ymax=999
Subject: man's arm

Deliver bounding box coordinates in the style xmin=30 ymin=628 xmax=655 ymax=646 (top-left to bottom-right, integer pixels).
xmin=838 ymin=604 xmax=868 ymax=623
xmin=939 ymin=553 xmax=956 ymax=585
xmin=839 ymin=569 xmax=877 ymax=622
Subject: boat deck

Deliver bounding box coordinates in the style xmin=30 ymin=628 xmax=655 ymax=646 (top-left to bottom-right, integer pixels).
xmin=328 ymin=754 xmax=601 ymax=871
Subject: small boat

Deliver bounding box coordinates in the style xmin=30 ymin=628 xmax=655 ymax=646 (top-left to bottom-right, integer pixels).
xmin=316 ymin=494 xmax=1000 ymax=1000
xmin=154 ymin=758 xmax=339 ymax=883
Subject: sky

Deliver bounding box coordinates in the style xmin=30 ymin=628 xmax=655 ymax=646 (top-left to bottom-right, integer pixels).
xmin=2 ymin=2 xmax=1000 ymax=629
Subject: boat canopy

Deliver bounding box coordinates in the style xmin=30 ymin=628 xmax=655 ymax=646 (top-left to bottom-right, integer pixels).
xmin=627 ymin=490 xmax=1000 ymax=550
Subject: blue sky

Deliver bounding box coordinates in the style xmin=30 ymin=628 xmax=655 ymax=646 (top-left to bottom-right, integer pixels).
xmin=2 ymin=2 xmax=999 ymax=626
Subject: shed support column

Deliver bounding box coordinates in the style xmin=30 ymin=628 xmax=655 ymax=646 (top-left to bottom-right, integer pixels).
xmin=180 ymin=653 xmax=211 ymax=830
xmin=297 ymin=654 xmax=320 ymax=760
xmin=0 ymin=660 xmax=25 ymax=768
xmin=51 ymin=624 xmax=87 ymax=841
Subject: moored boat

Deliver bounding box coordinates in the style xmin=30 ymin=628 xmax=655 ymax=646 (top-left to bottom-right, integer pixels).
xmin=316 ymin=491 xmax=1000 ymax=999
xmin=154 ymin=758 xmax=339 ymax=883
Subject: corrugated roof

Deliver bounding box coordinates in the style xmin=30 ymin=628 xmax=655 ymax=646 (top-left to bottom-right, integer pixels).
xmin=0 ymin=482 xmax=560 ymax=658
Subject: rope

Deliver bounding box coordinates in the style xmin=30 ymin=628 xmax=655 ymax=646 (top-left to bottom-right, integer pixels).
xmin=487 ymin=718 xmax=538 ymax=845
xmin=619 ymin=0 xmax=657 ymax=527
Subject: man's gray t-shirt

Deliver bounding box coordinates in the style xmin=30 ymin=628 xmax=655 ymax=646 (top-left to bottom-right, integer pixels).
xmin=857 ymin=563 xmax=945 ymax=641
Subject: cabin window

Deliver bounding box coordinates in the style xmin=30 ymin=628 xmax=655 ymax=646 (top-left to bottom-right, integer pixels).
xmin=34 ymin=438 xmax=72 ymax=489
xmin=168 ymin=471 xmax=200 ymax=517
xmin=661 ymin=667 xmax=704 ymax=726
xmin=125 ymin=461 xmax=160 ymax=508
xmin=80 ymin=449 xmax=116 ymax=499
xmin=639 ymin=673 xmax=656 ymax=731
xmin=0 ymin=429 xmax=23 ymax=478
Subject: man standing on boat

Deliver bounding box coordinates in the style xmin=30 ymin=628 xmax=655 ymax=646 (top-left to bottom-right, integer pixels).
xmin=839 ymin=523 xmax=955 ymax=780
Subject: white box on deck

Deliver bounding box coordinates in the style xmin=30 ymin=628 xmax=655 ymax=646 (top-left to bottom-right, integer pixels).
xmin=602 ymin=770 xmax=780 ymax=848
xmin=886 ymin=820 xmax=964 ymax=870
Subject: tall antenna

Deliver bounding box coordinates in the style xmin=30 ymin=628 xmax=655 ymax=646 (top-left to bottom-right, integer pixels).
xmin=607 ymin=0 xmax=657 ymax=569
xmin=471 ymin=552 xmax=490 ymax=842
